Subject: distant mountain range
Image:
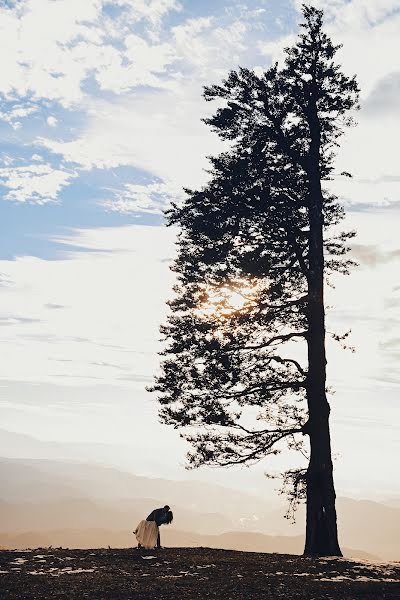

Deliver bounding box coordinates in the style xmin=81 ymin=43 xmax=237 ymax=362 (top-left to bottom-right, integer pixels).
xmin=0 ymin=457 xmax=399 ymax=560
xmin=0 ymin=527 xmax=377 ymax=562
xmin=0 ymin=456 xmax=267 ymax=519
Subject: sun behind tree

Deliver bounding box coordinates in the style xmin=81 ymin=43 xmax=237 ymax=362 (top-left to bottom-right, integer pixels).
xmin=150 ymin=5 xmax=359 ymax=557
xmin=195 ymin=279 xmax=262 ymax=318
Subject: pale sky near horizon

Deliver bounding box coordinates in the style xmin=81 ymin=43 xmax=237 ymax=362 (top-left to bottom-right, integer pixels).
xmin=0 ymin=0 xmax=399 ymax=500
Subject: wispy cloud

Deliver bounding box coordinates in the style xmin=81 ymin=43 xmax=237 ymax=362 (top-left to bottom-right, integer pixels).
xmin=45 ymin=303 xmax=67 ymax=310
xmin=351 ymin=244 xmax=400 ymax=267
xmin=102 ymin=181 xmax=185 ymax=214
xmin=0 ymin=315 xmax=41 ymax=326
xmin=363 ymin=71 xmax=400 ymax=116
xmin=0 ymin=224 xmax=176 ymax=386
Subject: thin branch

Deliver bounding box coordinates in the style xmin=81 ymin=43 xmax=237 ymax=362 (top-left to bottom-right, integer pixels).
xmin=258 ymin=295 xmax=308 ymax=312
xmin=232 ymin=423 xmax=305 ymax=437
xmin=223 ymin=379 xmax=307 ymax=400
xmin=285 ymin=225 xmax=309 ymax=279
xmin=269 ymin=356 xmax=307 ymax=376
xmin=239 ymin=330 xmax=308 ymax=351
xmin=198 ymin=427 xmax=304 ymax=467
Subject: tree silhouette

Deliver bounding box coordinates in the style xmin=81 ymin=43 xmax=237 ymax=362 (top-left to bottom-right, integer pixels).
xmin=150 ymin=5 xmax=359 ymax=556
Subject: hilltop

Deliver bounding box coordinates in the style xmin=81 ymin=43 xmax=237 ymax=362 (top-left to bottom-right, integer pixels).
xmin=0 ymin=547 xmax=399 ymax=600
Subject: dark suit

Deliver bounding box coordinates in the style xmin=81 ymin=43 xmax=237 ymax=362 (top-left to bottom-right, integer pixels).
xmin=146 ymin=507 xmax=168 ymax=526
xmin=146 ymin=507 xmax=168 ymax=547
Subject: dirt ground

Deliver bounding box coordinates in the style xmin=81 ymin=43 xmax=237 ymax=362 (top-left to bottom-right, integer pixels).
xmin=1 ymin=546 xmax=399 ymax=599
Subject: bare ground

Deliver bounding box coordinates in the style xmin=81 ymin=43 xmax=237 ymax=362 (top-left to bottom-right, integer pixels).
xmin=0 ymin=547 xmax=399 ymax=599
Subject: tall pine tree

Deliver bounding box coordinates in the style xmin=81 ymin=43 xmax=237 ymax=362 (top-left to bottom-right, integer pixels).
xmin=150 ymin=5 xmax=359 ymax=556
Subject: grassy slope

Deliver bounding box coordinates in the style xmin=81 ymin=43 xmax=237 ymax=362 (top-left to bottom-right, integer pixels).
xmin=0 ymin=547 xmax=399 ymax=600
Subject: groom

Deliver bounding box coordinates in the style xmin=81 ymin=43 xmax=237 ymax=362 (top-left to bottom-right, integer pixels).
xmin=146 ymin=505 xmax=170 ymax=548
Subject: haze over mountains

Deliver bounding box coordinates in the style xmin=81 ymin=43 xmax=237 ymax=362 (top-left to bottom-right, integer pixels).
xmin=1 ymin=451 xmax=399 ymax=561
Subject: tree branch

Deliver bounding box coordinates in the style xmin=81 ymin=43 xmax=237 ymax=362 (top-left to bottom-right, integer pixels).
xmin=223 ymin=379 xmax=307 ymax=400
xmin=269 ymin=356 xmax=307 ymax=376
xmin=239 ymin=330 xmax=308 ymax=351
xmin=195 ymin=426 xmax=305 ymax=467
xmin=284 ymin=225 xmax=309 ymax=279
xmin=232 ymin=423 xmax=305 ymax=438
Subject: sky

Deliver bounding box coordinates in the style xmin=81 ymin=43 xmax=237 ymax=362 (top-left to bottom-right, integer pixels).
xmin=0 ymin=0 xmax=399 ymax=500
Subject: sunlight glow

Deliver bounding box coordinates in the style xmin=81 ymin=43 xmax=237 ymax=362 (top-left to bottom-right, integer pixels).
xmin=196 ymin=281 xmax=261 ymax=319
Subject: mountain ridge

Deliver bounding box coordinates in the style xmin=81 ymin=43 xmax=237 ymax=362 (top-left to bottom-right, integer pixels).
xmin=1 ymin=456 xmax=399 ymax=560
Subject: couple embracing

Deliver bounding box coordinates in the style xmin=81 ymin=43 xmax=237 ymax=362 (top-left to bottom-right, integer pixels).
xmin=134 ymin=504 xmax=173 ymax=550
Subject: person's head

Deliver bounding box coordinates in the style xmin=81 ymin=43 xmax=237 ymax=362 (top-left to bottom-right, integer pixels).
xmin=163 ymin=505 xmax=170 ymax=511
xmin=164 ymin=510 xmax=173 ymax=525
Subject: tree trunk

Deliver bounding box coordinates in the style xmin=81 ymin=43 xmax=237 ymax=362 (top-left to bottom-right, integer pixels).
xmin=304 ymin=114 xmax=342 ymax=556
xmin=304 ymin=416 xmax=342 ymax=556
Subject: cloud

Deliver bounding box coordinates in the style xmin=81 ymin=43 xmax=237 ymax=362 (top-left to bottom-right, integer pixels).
xmin=171 ymin=16 xmax=247 ymax=80
xmin=93 ymin=33 xmax=178 ymax=93
xmin=380 ymin=337 xmax=400 ymax=351
xmin=102 ymin=180 xmax=185 ymax=214
xmin=258 ymin=32 xmax=295 ymax=64
xmin=351 ymin=244 xmax=400 ymax=267
xmin=0 ymin=163 xmax=76 ymax=203
xmin=45 ymin=303 xmax=67 ymax=310
xmin=0 ymin=0 xmax=102 ymax=106
xmin=0 ymin=272 xmax=13 ymax=287
xmin=46 ymin=116 xmax=58 ymax=127
xmin=363 ymin=72 xmax=400 ymax=116
xmin=0 ymin=225 xmax=176 ymax=386
xmin=322 ymin=204 xmax=400 ymax=397
xmin=0 ymin=0 xmax=182 ymax=106
xmin=1 ymin=211 xmax=399 ymax=499
xmin=113 ymin=0 xmax=182 ymax=28
xmin=0 ymin=104 xmax=38 ymax=129
xmin=27 ymin=10 xmax=252 ymax=201
xmin=333 ymin=173 xmax=400 ymax=207
xmin=0 ymin=0 xmax=397 ymax=213
xmin=36 ymin=88 xmax=223 ymax=190
xmin=384 ymin=298 xmax=400 ymax=310
xmin=292 ymin=0 xmax=400 ymax=27
xmin=0 ymin=201 xmax=398 ymax=397
xmin=89 ymin=360 xmax=128 ymax=370
xmin=0 ymin=315 xmax=41 ymax=326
